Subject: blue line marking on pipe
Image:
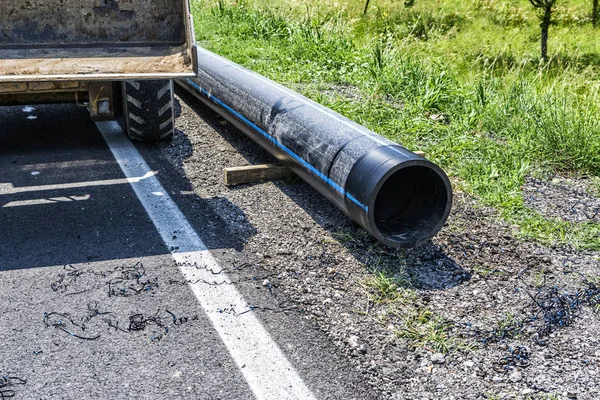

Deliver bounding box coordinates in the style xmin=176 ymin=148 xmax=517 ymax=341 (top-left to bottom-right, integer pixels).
xmin=183 ymin=79 xmax=368 ymax=212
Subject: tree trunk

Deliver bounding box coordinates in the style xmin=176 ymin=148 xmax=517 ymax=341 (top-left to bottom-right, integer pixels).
xmin=593 ymin=0 xmax=598 ymax=27
xmin=540 ymin=5 xmax=552 ymax=61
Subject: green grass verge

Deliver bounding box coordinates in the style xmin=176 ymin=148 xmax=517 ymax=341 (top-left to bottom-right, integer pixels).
xmin=191 ymin=0 xmax=600 ymax=250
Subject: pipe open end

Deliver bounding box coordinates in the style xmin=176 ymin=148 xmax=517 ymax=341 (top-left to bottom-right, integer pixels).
xmin=373 ymin=165 xmax=451 ymax=247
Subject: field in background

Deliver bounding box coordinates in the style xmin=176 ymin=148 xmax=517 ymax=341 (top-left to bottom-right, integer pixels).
xmin=191 ymin=0 xmax=600 ymax=249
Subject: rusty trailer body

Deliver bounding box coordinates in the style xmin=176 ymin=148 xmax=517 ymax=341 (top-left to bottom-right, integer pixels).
xmin=0 ymin=0 xmax=196 ymax=81
xmin=0 ymin=0 xmax=196 ymax=141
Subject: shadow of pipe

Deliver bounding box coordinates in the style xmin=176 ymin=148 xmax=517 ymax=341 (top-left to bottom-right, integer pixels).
xmin=174 ymin=88 xmax=469 ymax=291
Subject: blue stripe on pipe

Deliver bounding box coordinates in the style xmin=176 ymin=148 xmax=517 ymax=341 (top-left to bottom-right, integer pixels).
xmin=183 ymin=79 xmax=368 ymax=212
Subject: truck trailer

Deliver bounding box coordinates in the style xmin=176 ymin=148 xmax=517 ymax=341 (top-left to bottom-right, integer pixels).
xmin=0 ymin=0 xmax=196 ymax=142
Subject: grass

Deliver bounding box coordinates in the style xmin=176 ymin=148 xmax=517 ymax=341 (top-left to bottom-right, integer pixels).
xmin=493 ymin=312 xmax=523 ymax=340
xmin=589 ymin=176 xmax=600 ymax=197
xmin=534 ymin=267 xmax=550 ymax=287
xmin=533 ymin=395 xmax=561 ymax=400
xmin=471 ymin=265 xmax=505 ymax=278
xmin=362 ymin=269 xmax=415 ymax=304
xmin=395 ymin=308 xmax=471 ymax=354
xmin=191 ymin=0 xmax=600 ymax=250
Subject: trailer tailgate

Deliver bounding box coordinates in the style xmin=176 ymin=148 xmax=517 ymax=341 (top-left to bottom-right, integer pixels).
xmin=0 ymin=0 xmax=196 ymax=82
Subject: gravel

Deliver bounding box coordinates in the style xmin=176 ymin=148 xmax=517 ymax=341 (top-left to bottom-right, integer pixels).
xmin=164 ymin=91 xmax=600 ymax=400
xmin=523 ymin=176 xmax=600 ymax=224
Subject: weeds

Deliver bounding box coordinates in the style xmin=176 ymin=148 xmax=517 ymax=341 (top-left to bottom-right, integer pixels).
xmin=395 ymin=309 xmax=469 ymax=354
xmin=362 ymin=270 xmax=415 ymax=304
xmin=534 ymin=394 xmax=561 ymax=400
xmin=589 ymin=177 xmax=600 ymax=197
xmin=487 ymin=312 xmax=523 ymax=341
xmin=471 ymin=265 xmax=505 ymax=278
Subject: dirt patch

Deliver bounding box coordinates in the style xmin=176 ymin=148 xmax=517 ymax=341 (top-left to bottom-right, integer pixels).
xmin=168 ymin=93 xmax=600 ymax=400
xmin=523 ymin=176 xmax=600 ymax=224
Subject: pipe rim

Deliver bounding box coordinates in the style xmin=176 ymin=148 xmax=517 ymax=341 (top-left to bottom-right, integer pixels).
xmin=367 ymin=159 xmax=453 ymax=248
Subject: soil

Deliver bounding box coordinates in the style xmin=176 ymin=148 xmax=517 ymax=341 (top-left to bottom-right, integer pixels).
xmin=165 ymin=91 xmax=600 ymax=400
xmin=523 ymin=176 xmax=600 ymax=224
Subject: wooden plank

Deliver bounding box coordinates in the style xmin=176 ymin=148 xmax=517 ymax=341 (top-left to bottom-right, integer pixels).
xmin=413 ymin=150 xmax=426 ymax=157
xmin=224 ymin=163 xmax=296 ymax=186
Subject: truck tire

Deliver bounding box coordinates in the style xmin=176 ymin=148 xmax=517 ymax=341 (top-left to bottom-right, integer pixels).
xmin=121 ymin=80 xmax=174 ymax=142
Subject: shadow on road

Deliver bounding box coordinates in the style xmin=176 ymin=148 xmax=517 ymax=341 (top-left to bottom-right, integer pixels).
xmin=0 ymin=103 xmax=252 ymax=271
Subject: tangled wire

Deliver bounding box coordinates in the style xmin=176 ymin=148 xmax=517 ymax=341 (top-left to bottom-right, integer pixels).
xmin=44 ymin=302 xmax=198 ymax=342
xmin=459 ymin=277 xmax=600 ymax=372
xmin=50 ymin=263 xmax=159 ymax=297
xmin=107 ymin=263 xmax=158 ymax=297
xmin=526 ymin=278 xmax=600 ymax=345
xmin=0 ymin=376 xmax=26 ymax=399
xmin=468 ymin=318 xmax=524 ymax=345
xmin=43 ymin=302 xmax=104 ymax=341
xmin=45 ymin=261 xmax=289 ymax=344
xmin=50 ymin=264 xmax=90 ymax=294
xmin=468 ymin=278 xmax=600 ymax=346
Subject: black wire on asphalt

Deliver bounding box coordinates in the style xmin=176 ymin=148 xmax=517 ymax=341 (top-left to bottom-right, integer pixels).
xmin=0 ymin=376 xmax=26 ymax=399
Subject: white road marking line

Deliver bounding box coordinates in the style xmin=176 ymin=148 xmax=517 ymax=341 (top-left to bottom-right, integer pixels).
xmin=0 ymin=171 xmax=156 ymax=195
xmin=97 ymin=121 xmax=317 ymax=400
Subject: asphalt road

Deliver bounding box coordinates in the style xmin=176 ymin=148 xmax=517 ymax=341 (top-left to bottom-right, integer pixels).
xmin=0 ymin=101 xmax=374 ymax=399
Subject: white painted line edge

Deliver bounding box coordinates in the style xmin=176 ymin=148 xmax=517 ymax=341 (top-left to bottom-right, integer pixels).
xmin=97 ymin=121 xmax=317 ymax=400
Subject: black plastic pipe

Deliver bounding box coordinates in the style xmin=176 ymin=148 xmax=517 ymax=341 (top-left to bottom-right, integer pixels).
xmin=177 ymin=46 xmax=452 ymax=248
